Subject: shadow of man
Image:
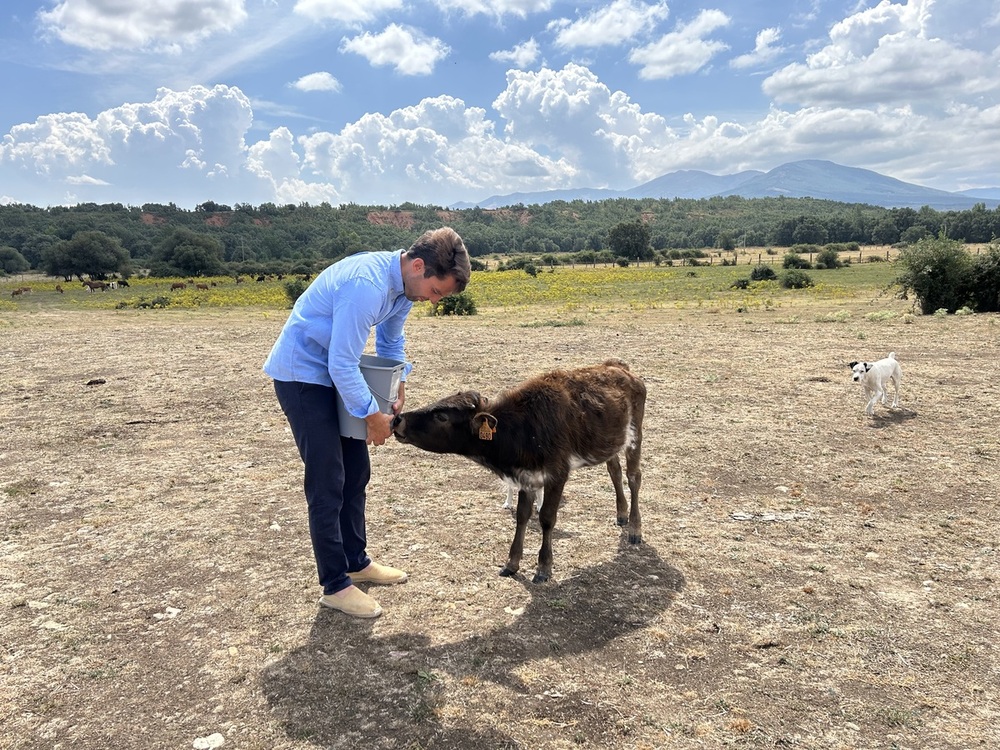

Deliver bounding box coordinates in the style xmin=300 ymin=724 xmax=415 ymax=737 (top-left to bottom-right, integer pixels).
xmin=262 ymin=543 xmax=684 ymax=748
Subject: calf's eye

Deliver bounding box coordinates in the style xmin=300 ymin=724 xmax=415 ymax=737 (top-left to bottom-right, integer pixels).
xmin=434 ymin=412 xmax=449 ymax=423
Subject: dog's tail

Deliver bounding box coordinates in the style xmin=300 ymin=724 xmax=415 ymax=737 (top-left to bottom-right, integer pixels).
xmin=887 ymin=352 xmax=896 ymax=360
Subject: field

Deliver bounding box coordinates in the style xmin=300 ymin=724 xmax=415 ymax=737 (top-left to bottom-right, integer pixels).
xmin=2 ymin=264 xmax=999 ymax=750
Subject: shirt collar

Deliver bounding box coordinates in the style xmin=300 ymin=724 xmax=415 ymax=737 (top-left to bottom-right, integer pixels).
xmin=390 ymin=249 xmax=406 ymax=298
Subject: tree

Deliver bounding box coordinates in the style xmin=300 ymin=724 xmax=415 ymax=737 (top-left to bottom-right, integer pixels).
xmin=41 ymin=231 xmax=132 ymax=280
xmin=153 ymin=229 xmax=226 ymax=277
xmin=608 ymin=220 xmax=651 ymax=263
xmin=871 ymin=218 xmax=900 ymax=246
xmin=0 ymin=246 xmax=30 ymax=274
xmin=792 ymin=217 xmax=829 ymax=245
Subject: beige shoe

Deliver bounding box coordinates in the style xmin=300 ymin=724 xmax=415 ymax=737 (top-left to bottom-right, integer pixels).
xmin=319 ymin=587 xmax=382 ymax=618
xmin=348 ymin=561 xmax=408 ymax=585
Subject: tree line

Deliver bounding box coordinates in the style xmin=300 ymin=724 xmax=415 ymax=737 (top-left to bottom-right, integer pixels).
xmin=1 ymin=196 xmax=998 ymax=279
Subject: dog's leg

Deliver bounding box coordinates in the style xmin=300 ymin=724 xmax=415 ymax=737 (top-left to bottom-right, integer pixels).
xmin=890 ymin=374 xmax=901 ymax=408
xmin=866 ymin=385 xmax=881 ymax=415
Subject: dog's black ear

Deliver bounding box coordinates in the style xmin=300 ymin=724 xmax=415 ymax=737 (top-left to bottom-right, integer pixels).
xmin=848 ymin=361 xmax=858 ymax=368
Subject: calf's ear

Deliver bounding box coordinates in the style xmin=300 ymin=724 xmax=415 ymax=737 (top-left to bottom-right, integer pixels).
xmin=473 ymin=412 xmax=498 ymax=440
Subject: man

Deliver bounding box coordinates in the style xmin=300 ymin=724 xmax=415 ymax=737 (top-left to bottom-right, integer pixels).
xmin=264 ymin=227 xmax=471 ymax=618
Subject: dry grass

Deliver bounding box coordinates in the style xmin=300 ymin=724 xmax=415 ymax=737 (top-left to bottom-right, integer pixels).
xmin=2 ymin=299 xmax=999 ymax=749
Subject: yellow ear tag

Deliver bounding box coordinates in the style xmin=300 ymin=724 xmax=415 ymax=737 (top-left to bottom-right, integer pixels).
xmin=479 ymin=420 xmax=496 ymax=441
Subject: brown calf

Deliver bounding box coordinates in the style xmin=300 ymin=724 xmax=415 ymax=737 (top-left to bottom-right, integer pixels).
xmin=391 ymin=359 xmax=646 ymax=583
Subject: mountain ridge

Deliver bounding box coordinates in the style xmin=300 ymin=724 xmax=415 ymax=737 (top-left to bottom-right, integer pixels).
xmin=453 ymin=160 xmax=1000 ymax=211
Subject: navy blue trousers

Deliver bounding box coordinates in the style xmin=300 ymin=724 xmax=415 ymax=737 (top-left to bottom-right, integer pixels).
xmin=273 ymin=380 xmax=371 ymax=595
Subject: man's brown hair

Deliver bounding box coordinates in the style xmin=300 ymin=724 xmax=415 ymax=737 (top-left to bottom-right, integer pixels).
xmin=406 ymin=227 xmax=471 ymax=293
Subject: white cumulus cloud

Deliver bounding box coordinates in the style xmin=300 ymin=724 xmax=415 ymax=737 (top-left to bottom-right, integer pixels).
xmin=38 ymin=0 xmax=248 ymax=51
xmin=490 ymin=38 xmax=541 ymax=69
xmin=290 ymin=72 xmax=342 ymax=93
xmin=730 ymin=27 xmax=784 ymax=70
xmin=340 ymin=24 xmax=450 ymax=76
xmin=548 ymin=0 xmax=669 ymax=49
xmin=763 ymin=0 xmax=999 ymax=107
xmin=629 ymin=9 xmax=731 ymax=79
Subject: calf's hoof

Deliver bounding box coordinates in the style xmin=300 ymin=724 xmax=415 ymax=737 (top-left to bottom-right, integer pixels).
xmin=616 ymin=516 xmax=628 ymax=527
xmin=629 ymin=533 xmax=643 ymax=545
xmin=532 ymin=572 xmax=550 ymax=584
xmin=499 ymin=567 xmax=518 ymax=577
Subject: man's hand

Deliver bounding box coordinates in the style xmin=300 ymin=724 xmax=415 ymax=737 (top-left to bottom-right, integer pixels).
xmin=392 ymin=381 xmax=406 ymax=415
xmin=365 ymin=411 xmax=393 ymax=446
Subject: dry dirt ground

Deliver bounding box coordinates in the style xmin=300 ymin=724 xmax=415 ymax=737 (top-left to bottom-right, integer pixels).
xmin=2 ymin=301 xmax=999 ymax=750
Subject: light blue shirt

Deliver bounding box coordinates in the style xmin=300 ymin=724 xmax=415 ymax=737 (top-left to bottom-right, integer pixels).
xmin=263 ymin=249 xmax=414 ymax=418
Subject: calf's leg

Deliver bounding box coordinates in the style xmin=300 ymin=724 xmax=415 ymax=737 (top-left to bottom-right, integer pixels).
xmin=500 ymin=488 xmax=534 ymax=577
xmin=625 ymin=439 xmax=643 ymax=545
xmin=533 ymin=478 xmax=566 ymax=583
xmin=607 ymin=456 xmax=629 ymax=527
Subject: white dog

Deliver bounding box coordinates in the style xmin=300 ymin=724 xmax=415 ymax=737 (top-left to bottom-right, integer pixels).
xmin=850 ymin=352 xmax=902 ymax=415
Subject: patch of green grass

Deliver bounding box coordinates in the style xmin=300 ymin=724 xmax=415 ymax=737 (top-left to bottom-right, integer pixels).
xmin=3 ymin=479 xmax=44 ymax=497
xmin=520 ymin=317 xmax=586 ymax=328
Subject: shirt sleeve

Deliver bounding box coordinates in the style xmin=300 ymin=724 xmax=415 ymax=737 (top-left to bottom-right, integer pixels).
xmin=327 ymin=278 xmax=382 ymax=418
xmin=375 ymin=301 xmax=414 ymax=381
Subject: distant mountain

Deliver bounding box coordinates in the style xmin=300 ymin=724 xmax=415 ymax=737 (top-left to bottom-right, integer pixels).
xmin=956 ymin=187 xmax=1000 ymax=200
xmin=453 ymin=160 xmax=1000 ymax=211
xmin=624 ymin=169 xmax=763 ymax=199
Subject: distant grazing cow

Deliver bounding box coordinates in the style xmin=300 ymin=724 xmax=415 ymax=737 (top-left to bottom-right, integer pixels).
xmin=195 ymin=283 xmax=209 ymax=291
xmin=82 ymin=280 xmax=107 ymax=292
xmin=170 ymin=282 xmax=186 ymax=291
xmin=11 ymin=288 xmax=22 ymax=298
xmin=391 ymin=359 xmax=645 ymax=583
xmin=55 ymin=284 xmax=64 ymax=294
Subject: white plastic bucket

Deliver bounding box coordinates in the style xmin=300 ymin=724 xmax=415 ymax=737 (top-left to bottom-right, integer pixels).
xmin=335 ymin=354 xmax=405 ymax=440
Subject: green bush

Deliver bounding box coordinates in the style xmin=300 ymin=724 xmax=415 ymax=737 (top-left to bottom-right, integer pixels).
xmin=780 ymin=269 xmax=814 ymax=289
xmin=814 ymin=247 xmax=843 ymax=269
xmin=968 ymin=245 xmax=1000 ymax=312
xmin=749 ymin=265 xmax=777 ymax=281
xmin=284 ymin=278 xmax=308 ymax=306
xmin=894 ymin=238 xmax=974 ymax=314
xmin=117 ymin=295 xmax=172 ymax=309
xmin=783 ymin=252 xmax=811 ymax=269
xmin=432 ymin=292 xmax=477 ymax=316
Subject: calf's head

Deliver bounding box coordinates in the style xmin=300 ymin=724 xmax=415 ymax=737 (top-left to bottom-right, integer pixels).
xmin=391 ymin=391 xmax=497 ymax=453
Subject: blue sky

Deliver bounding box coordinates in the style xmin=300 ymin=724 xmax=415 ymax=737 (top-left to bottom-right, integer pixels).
xmin=1 ymin=0 xmax=998 ymax=209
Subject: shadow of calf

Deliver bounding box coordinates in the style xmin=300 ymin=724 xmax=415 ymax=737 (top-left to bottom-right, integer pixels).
xmin=262 ymin=544 xmax=683 ymax=748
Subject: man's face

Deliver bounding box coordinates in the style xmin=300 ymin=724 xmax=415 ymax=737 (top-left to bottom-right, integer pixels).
xmin=404 ymin=259 xmax=459 ymax=303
